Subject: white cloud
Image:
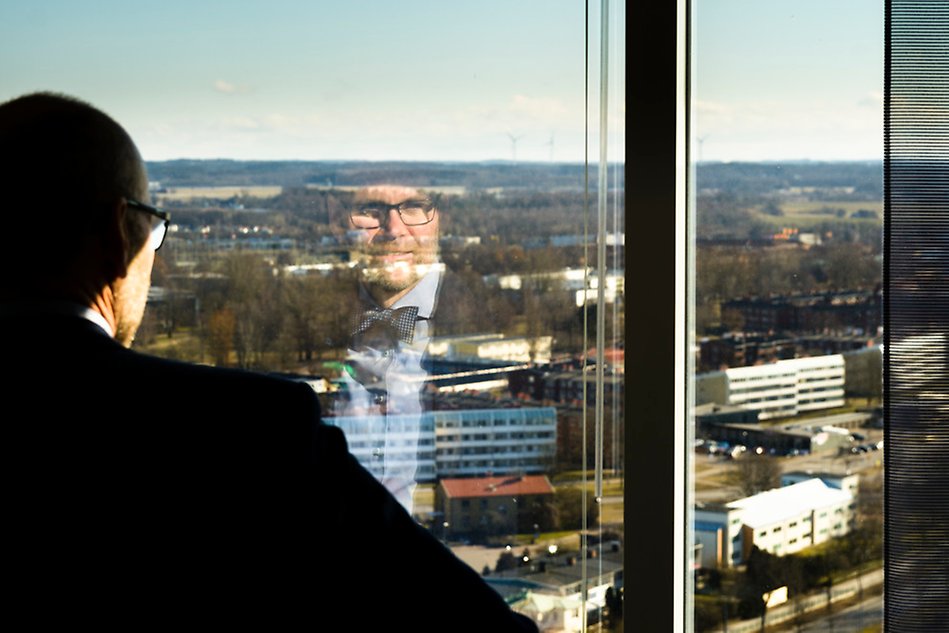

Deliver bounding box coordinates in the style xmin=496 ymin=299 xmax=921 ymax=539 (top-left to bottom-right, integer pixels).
xmin=694 ymin=100 xmax=731 ymax=116
xmin=694 ymin=98 xmax=882 ymax=161
xmin=510 ymin=94 xmax=569 ymax=118
xmin=213 ymin=79 xmax=250 ymax=95
xmin=858 ymin=91 xmax=884 ymax=107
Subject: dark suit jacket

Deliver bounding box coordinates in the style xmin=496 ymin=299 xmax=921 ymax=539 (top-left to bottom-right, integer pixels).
xmin=4 ymin=313 xmax=536 ymax=631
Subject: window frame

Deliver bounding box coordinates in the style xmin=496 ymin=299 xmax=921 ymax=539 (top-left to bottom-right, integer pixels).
xmin=625 ymin=1 xmax=690 ymax=630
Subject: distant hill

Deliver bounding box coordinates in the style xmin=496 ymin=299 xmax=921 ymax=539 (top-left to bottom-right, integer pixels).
xmin=145 ymin=159 xmax=609 ymax=192
xmin=146 ymin=158 xmax=881 ymax=199
xmin=696 ymin=161 xmax=882 ymax=199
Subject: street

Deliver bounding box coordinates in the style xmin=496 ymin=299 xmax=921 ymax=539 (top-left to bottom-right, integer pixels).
xmin=796 ymin=593 xmax=883 ymax=632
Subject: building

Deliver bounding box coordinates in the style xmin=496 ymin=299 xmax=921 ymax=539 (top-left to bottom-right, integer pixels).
xmin=695 ymin=478 xmax=856 ymax=568
xmin=699 ymin=421 xmax=815 ymax=456
xmin=781 ymin=471 xmax=860 ymax=498
xmin=843 ymin=344 xmax=882 ymax=398
xmin=508 ymin=356 xmax=623 ymax=403
xmin=436 ymin=474 xmax=554 ymax=536
xmin=696 ymin=408 xmax=872 ymax=456
xmin=694 ymin=402 xmax=760 ymax=426
xmin=721 ymin=289 xmax=881 ymax=335
xmin=540 ymin=371 xmax=625 ymax=406
xmin=695 ymin=354 xmax=845 ymax=419
xmin=427 ymin=333 xmax=552 ymax=364
xmin=424 ymin=358 xmax=529 ymax=394
xmin=699 ymin=333 xmax=796 ymax=372
xmin=325 ymin=412 xmax=438 ymax=483
xmin=433 ymin=407 xmax=557 ymax=478
xmin=487 ymin=548 xmax=623 ymax=632
xmin=484 ymin=267 xmax=625 ymax=308
xmin=324 ymin=407 xmax=557 ymax=482
xmin=699 ymin=332 xmax=877 ymax=372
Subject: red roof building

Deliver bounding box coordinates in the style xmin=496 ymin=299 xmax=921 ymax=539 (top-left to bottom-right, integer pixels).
xmin=436 ymin=475 xmax=555 ymax=538
xmin=439 ymin=475 xmax=554 ymax=499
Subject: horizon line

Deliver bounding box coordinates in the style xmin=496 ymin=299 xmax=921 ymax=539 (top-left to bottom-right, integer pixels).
xmin=142 ymin=157 xmax=880 ymax=165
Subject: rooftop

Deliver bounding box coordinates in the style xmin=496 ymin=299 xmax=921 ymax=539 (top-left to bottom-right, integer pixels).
xmin=439 ymin=474 xmax=554 ymax=499
xmin=726 ymin=478 xmax=852 ymax=528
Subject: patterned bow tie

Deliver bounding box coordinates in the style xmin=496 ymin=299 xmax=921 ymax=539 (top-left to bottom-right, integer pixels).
xmin=351 ymin=305 xmax=420 ymax=345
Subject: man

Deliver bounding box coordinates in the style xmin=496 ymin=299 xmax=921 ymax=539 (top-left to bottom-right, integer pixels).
xmin=331 ymin=185 xmax=445 ymax=512
xmin=0 ymin=93 xmax=536 ymax=631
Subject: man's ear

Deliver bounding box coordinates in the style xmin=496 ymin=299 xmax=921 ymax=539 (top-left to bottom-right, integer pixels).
xmin=102 ymin=198 xmax=131 ymax=280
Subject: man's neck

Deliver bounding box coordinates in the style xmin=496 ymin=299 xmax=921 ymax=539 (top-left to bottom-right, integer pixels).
xmin=361 ymin=267 xmax=442 ymax=317
xmin=367 ymin=284 xmax=413 ymax=309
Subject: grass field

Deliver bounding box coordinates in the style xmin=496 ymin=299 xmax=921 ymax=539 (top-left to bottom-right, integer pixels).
xmin=156 ymin=185 xmax=283 ymax=202
xmin=750 ymin=199 xmax=882 ymax=228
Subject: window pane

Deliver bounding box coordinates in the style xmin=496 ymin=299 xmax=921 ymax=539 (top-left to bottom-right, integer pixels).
xmin=691 ymin=2 xmax=883 ymax=631
xmin=1 ymin=1 xmax=624 ymax=629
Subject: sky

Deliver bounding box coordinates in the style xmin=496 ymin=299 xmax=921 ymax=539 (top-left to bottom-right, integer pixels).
xmin=1 ymin=0 xmax=879 ymax=163
xmin=694 ymin=0 xmax=883 ymax=162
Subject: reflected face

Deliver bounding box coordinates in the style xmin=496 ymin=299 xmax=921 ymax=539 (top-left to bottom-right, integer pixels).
xmin=350 ymin=185 xmax=439 ymax=306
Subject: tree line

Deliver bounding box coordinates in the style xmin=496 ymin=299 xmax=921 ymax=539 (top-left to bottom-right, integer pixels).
xmin=138 ymin=248 xmax=600 ymax=372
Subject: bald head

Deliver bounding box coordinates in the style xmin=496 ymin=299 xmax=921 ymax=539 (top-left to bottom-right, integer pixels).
xmin=0 ymin=92 xmax=149 ymax=293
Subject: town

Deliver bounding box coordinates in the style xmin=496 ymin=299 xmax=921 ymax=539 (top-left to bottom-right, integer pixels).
xmin=135 ymin=159 xmax=881 ymax=632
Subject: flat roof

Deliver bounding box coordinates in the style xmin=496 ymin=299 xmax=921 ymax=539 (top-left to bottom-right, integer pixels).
xmin=727 ymin=478 xmax=852 ymax=528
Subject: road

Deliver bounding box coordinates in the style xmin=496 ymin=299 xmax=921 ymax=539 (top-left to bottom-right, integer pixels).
xmin=709 ymin=568 xmax=883 ymax=633
xmin=695 ymin=431 xmax=884 ymax=504
xmin=796 ymin=593 xmax=883 ymax=632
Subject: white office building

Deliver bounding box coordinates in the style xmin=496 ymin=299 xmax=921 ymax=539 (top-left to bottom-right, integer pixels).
xmin=695 ymin=478 xmax=855 ymax=569
xmin=695 ymin=354 xmax=846 ymax=419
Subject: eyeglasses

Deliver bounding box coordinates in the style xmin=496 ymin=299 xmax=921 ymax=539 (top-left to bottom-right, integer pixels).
xmin=126 ymin=198 xmax=170 ymax=251
xmin=350 ymin=199 xmax=436 ymax=229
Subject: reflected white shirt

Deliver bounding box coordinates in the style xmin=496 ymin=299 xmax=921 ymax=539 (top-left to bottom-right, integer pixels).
xmin=335 ymin=269 xmax=441 ymax=513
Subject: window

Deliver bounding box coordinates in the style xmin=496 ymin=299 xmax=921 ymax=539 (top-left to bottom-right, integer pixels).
xmin=686 ymin=1 xmax=886 ymax=630
xmin=0 ymin=0 xmax=618 ymax=609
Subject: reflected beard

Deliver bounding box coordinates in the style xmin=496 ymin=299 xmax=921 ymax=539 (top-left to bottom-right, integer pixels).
xmin=357 ymin=241 xmax=438 ymax=293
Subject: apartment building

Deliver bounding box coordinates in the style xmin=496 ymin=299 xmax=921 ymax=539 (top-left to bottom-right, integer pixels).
xmin=433 ymin=407 xmax=557 ymax=478
xmin=436 ymin=474 xmax=554 ymax=536
xmin=325 ymin=407 xmax=557 ymax=482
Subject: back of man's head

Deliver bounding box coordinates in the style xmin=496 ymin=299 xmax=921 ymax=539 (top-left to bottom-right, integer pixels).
xmin=0 ymin=92 xmax=145 ymax=293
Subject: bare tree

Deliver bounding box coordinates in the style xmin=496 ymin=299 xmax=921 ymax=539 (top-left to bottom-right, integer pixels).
xmin=726 ymin=455 xmax=782 ymax=497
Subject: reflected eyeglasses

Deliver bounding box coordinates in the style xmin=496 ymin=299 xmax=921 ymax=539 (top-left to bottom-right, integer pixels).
xmin=350 ymin=199 xmax=436 ymax=229
xmin=126 ymin=198 xmax=170 ymax=251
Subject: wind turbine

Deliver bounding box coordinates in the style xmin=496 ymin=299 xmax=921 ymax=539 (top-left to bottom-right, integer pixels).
xmin=506 ymin=132 xmax=525 ymax=162
xmin=696 ymin=134 xmax=710 ymax=163
xmin=545 ymin=133 xmax=555 ymax=162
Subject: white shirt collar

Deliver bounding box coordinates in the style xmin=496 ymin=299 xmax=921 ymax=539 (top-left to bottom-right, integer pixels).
xmin=358 ymin=264 xmax=443 ymax=319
